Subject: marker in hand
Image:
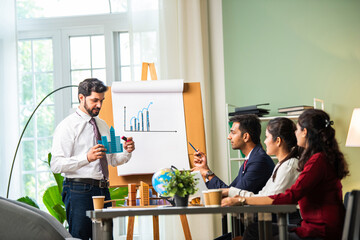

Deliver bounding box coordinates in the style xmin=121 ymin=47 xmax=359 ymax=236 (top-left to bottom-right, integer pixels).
xmin=188 ymin=142 xmax=201 ymax=157
xmin=122 ymin=136 xmax=128 ymax=142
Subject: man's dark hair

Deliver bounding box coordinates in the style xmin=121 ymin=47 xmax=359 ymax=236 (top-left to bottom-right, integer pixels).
xmin=78 ymin=78 xmax=108 ymax=102
xmin=229 ymin=114 xmax=261 ymax=144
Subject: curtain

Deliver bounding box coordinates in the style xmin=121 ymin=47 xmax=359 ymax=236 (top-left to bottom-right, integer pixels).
xmin=0 ymin=0 xmax=20 ymax=198
xmin=156 ymin=0 xmax=227 ymax=239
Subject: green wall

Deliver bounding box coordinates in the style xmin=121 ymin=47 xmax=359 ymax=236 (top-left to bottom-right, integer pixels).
xmin=222 ymin=1 xmax=360 ymax=193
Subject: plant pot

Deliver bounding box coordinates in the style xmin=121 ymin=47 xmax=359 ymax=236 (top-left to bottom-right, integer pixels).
xmin=174 ymin=195 xmax=189 ymax=207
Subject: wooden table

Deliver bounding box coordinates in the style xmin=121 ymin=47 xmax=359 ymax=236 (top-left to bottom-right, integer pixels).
xmin=87 ymin=205 xmax=297 ymax=240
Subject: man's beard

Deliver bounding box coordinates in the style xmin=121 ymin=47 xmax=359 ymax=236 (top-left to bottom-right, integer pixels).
xmin=84 ymin=100 xmax=100 ymax=117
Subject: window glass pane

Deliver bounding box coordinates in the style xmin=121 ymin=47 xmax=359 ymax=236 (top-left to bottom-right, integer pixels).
xmin=132 ymin=0 xmax=158 ymax=11
xmin=141 ymin=32 xmax=157 ymax=62
xmin=19 ymin=73 xmax=34 ymax=106
xmin=23 ymin=174 xmax=36 ymax=199
xmin=35 ymin=73 xmax=54 ymax=103
xmin=33 ymin=39 xmax=53 ymax=72
xmin=92 ymin=69 xmax=106 ymax=82
xmin=71 ymin=70 xmax=91 ymax=104
xmin=37 ymin=139 xmax=53 ymax=171
xmin=22 ymin=141 xmax=35 ymax=171
xmin=20 ymin=105 xmax=35 ymax=138
xmin=70 ymin=37 xmax=91 ymax=69
xmin=71 ymin=70 xmax=91 ymax=86
xmin=119 ymin=33 xmax=130 ymax=66
xmin=110 ymin=0 xmax=127 ymax=12
xmin=121 ymin=67 xmax=131 ymax=82
xmin=37 ymin=105 xmax=55 ymax=138
xmin=18 ymin=41 xmax=32 ymax=73
xmin=133 ymin=33 xmax=141 ymax=65
xmin=91 ymin=36 xmax=105 ymax=69
xmin=134 ymin=65 xmax=141 ymax=81
xmin=17 ymin=0 xmax=111 ymax=19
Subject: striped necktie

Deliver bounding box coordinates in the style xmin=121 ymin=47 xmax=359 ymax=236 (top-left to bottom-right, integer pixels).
xmin=89 ymin=118 xmax=109 ymax=179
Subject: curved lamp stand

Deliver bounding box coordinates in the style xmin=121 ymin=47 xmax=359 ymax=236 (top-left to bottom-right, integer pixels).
xmin=6 ymin=85 xmax=78 ymax=198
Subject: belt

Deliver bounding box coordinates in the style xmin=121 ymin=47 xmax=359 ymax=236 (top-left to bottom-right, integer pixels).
xmin=66 ymin=178 xmax=109 ymax=188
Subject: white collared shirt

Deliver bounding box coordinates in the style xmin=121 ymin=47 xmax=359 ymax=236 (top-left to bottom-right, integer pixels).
xmin=229 ymin=157 xmax=299 ymax=197
xmin=51 ymin=108 xmax=132 ymax=180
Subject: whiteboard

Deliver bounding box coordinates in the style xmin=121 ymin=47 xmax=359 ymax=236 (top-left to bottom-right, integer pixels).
xmin=111 ymin=79 xmax=189 ymax=176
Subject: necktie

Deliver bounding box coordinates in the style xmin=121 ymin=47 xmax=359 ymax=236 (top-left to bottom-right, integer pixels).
xmin=89 ymin=118 xmax=109 ymax=179
xmin=242 ymin=159 xmax=248 ymax=173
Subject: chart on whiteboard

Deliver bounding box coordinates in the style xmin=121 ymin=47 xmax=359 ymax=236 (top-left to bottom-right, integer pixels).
xmin=123 ymin=102 xmax=177 ymax=133
xmin=111 ymin=80 xmax=189 ymax=176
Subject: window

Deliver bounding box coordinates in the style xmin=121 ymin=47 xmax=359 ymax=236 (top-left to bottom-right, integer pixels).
xmin=16 ymin=1 xmax=160 ymax=237
xmin=17 ymin=38 xmax=56 ymax=208
xmin=16 ymin=0 xmax=127 ymax=19
xmin=70 ymin=35 xmax=106 ymax=106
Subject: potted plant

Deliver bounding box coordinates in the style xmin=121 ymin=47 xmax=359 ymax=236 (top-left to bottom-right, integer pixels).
xmin=164 ymin=169 xmax=198 ymax=206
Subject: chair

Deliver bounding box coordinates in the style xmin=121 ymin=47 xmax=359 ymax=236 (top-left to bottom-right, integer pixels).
xmin=342 ymin=190 xmax=360 ymax=240
xmin=0 ymin=196 xmax=78 ymax=240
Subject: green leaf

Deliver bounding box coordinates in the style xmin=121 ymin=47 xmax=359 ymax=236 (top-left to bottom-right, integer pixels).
xmin=43 ymin=185 xmax=66 ymax=223
xmin=47 ymin=153 xmax=63 ymax=194
xmin=17 ymin=196 xmax=40 ymax=209
xmin=164 ymin=169 xmax=198 ymax=197
xmin=109 ymin=187 xmax=128 ymax=206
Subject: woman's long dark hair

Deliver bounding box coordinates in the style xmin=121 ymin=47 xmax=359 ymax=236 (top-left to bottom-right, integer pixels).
xmin=297 ymin=109 xmax=349 ymax=179
xmin=267 ymin=117 xmax=299 ymax=181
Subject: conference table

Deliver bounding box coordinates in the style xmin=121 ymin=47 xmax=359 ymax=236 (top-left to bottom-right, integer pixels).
xmin=87 ymin=204 xmax=297 ymax=240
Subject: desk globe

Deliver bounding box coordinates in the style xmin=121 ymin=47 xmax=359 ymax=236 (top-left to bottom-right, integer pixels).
xmin=152 ymin=168 xmax=173 ymax=196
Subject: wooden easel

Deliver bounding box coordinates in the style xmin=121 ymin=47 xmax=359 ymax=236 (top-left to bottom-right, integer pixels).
xmin=127 ymin=63 xmax=191 ymax=240
xmin=99 ymin=62 xmax=206 ymax=240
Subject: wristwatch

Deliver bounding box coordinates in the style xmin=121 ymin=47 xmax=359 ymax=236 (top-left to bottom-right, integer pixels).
xmin=238 ymin=197 xmax=246 ymax=206
xmin=205 ymin=170 xmax=214 ymax=180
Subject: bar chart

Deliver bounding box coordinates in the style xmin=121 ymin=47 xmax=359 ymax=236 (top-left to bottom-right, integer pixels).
xmin=123 ymin=102 xmax=176 ymax=132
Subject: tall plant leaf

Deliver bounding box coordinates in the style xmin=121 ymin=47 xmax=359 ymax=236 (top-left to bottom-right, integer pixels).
xmin=109 ymin=187 xmax=128 ymax=206
xmin=47 ymin=153 xmax=63 ymax=194
xmin=43 ymin=185 xmax=66 ymax=223
xmin=17 ymin=196 xmax=40 ymax=209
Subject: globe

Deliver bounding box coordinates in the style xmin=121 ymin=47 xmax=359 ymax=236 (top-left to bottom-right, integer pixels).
xmin=152 ymin=168 xmax=173 ymax=196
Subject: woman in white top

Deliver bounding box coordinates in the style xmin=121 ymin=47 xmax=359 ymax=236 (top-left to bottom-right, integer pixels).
xmin=223 ymin=117 xmax=300 ymax=200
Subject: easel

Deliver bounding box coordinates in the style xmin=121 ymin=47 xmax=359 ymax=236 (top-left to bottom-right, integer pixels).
xmin=99 ymin=62 xmax=206 ymax=240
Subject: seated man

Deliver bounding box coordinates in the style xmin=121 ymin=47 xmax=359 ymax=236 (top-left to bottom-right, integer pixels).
xmin=192 ymin=114 xmax=274 ymax=194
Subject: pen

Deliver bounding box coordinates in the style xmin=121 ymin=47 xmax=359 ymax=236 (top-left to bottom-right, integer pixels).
xmin=188 ymin=142 xmax=201 ymax=156
xmin=188 ymin=142 xmax=197 ymax=151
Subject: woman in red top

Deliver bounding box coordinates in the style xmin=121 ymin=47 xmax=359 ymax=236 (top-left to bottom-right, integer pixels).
xmin=222 ymin=109 xmax=349 ymax=240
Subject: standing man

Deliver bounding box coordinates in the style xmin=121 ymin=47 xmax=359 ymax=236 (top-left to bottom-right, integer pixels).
xmin=192 ymin=114 xmax=274 ymax=196
xmin=51 ymin=78 xmax=135 ymax=239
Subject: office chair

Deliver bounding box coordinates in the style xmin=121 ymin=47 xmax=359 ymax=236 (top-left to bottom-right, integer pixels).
xmin=0 ymin=196 xmax=78 ymax=240
xmin=342 ymin=190 xmax=360 ymax=240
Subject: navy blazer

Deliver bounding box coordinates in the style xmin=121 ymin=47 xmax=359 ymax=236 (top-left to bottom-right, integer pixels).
xmin=206 ymin=144 xmax=274 ymax=194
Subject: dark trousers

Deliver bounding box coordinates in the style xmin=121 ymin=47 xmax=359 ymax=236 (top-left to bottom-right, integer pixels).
xmin=243 ymin=223 xmax=323 ymax=240
xmin=62 ymin=179 xmax=111 ymax=240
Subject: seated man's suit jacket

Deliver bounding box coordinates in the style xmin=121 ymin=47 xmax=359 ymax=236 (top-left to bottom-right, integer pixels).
xmin=206 ymin=144 xmax=274 ymax=194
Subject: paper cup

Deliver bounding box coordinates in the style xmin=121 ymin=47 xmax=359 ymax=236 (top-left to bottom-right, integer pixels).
xmin=202 ymin=190 xmax=210 ymax=207
xmin=206 ymin=189 xmax=222 ymax=207
xmin=92 ymin=196 xmax=105 ymax=210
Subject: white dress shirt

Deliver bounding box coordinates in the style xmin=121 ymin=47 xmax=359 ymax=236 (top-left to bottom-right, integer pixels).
xmin=228 ymin=157 xmax=299 ymax=197
xmin=51 ymin=108 xmax=132 ymax=180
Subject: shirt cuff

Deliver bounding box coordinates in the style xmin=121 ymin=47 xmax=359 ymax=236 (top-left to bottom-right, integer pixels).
xmin=80 ymin=154 xmax=90 ymax=166
xmin=229 ymin=187 xmax=241 ymax=197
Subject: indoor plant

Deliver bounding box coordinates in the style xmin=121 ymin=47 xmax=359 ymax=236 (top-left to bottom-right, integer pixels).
xmin=164 ymin=169 xmax=198 ymax=206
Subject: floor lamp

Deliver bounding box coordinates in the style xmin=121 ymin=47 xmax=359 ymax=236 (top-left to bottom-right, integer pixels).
xmin=6 ymin=85 xmax=78 ymax=198
xmin=346 ymin=108 xmax=360 ymax=147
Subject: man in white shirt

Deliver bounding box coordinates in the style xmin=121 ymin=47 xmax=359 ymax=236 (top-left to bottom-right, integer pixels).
xmin=51 ymin=78 xmax=135 ymax=240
